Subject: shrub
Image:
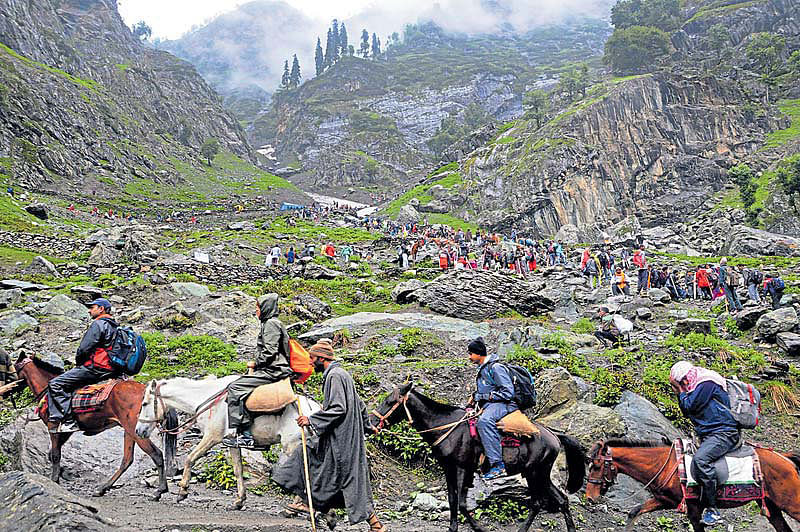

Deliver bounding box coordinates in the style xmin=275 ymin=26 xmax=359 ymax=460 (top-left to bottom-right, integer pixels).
xmin=604 ymin=26 xmax=671 ymax=75
xmin=570 ymin=317 xmax=594 ymax=334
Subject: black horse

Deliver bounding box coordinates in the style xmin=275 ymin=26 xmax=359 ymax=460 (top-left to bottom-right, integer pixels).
xmin=369 ymin=381 xmax=586 ymax=532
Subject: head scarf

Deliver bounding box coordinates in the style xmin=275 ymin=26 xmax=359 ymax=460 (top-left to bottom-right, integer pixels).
xmin=670 ymin=361 xmax=727 ymax=392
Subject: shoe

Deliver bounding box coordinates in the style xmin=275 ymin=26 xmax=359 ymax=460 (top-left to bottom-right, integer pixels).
xmin=222 ymin=432 xmax=255 ymax=448
xmin=49 ymin=419 xmax=79 ymax=433
xmin=701 ymin=508 xmax=723 ymax=526
xmin=481 ymin=464 xmax=507 ymax=480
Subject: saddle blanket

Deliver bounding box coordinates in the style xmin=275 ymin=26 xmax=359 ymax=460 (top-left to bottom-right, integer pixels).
xmin=71 ymin=380 xmax=121 ymax=413
xmin=676 ymin=439 xmax=764 ymax=504
xmin=683 ymin=454 xmax=755 ymax=486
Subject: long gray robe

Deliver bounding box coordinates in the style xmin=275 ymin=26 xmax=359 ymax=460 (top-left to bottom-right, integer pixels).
xmin=272 ymin=362 xmax=374 ymax=524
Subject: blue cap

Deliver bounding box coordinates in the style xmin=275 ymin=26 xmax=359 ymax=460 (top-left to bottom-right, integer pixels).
xmin=86 ymin=298 xmax=111 ymax=310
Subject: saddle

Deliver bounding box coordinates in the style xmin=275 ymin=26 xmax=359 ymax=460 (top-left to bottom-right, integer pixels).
xmin=244 ymin=378 xmax=295 ymax=413
xmin=38 ymin=379 xmax=121 ymax=418
xmin=675 ymin=438 xmax=766 ymax=508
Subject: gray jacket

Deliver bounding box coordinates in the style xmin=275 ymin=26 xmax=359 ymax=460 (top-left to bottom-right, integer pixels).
xmin=254 ymin=294 xmax=292 ymax=381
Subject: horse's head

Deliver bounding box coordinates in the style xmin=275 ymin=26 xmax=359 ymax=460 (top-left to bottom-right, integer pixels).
xmin=12 ymin=351 xmax=31 ymax=376
xmin=368 ymin=380 xmax=414 ymax=433
xmin=135 ymin=380 xmax=163 ymax=439
xmin=585 ymin=440 xmax=617 ymax=501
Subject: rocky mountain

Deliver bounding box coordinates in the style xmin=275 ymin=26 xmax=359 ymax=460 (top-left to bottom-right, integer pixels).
xmin=254 ymin=20 xmax=612 ymax=192
xmin=386 ymin=0 xmax=800 ymax=236
xmin=0 ymin=0 xmax=269 ymax=203
xmin=158 ymin=1 xmax=319 ymax=126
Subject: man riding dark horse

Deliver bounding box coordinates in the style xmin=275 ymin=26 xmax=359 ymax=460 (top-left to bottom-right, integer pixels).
xmin=670 ymin=361 xmax=739 ymax=526
xmin=47 ymin=298 xmax=118 ymax=433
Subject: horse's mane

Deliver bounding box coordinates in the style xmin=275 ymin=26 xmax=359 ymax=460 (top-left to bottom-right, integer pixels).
xmin=604 ymin=438 xmax=670 ymax=448
xmin=30 ymin=357 xmax=64 ymax=376
xmin=411 ymin=388 xmax=462 ymax=414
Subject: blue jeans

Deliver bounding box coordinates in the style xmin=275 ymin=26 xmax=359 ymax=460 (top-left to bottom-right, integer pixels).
xmin=723 ymin=283 xmax=743 ymax=311
xmin=637 ymin=269 xmax=648 ymax=293
xmin=747 ymin=284 xmax=759 ymax=303
xmin=693 ymin=431 xmax=740 ymax=507
xmin=477 ymin=402 xmax=517 ymax=466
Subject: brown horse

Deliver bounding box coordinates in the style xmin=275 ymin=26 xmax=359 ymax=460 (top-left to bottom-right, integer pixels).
xmin=585 ymin=439 xmax=800 ymax=531
xmin=5 ymin=353 xmax=176 ymax=500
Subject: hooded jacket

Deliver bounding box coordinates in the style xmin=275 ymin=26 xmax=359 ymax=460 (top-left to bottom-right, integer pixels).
xmin=254 ymin=294 xmax=293 ymax=381
xmin=77 ymin=314 xmax=118 ymax=371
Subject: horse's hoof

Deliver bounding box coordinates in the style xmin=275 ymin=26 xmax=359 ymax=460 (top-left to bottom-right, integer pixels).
xmin=231 ymin=502 xmax=244 ymax=511
xmin=176 ymin=492 xmax=187 ymax=502
xmin=151 ymin=491 xmax=165 ymax=502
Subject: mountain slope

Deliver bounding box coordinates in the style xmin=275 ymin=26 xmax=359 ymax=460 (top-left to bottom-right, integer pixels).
xmin=0 ymin=0 xmax=282 ymax=207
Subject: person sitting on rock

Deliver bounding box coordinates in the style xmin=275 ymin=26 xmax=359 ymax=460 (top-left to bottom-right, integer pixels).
xmin=468 ymin=337 xmax=516 ymax=480
xmin=612 ymin=267 xmax=630 ymax=296
xmin=223 ymin=293 xmax=293 ymax=449
xmin=761 ymin=275 xmax=785 ymax=310
xmin=47 ymin=298 xmax=119 ymax=433
xmin=670 ymin=361 xmax=739 ymax=527
xmin=593 ymin=306 xmax=623 ymax=347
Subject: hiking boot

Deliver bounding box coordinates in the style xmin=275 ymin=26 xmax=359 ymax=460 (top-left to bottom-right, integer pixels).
xmin=222 ymin=431 xmax=255 ymax=448
xmin=481 ymin=464 xmax=507 ymax=480
xmin=701 ymin=508 xmax=723 ymax=526
xmin=49 ymin=419 xmax=79 ymax=433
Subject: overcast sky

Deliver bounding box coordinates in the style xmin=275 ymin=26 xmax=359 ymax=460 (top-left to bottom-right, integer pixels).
xmin=118 ymin=0 xmax=366 ymax=39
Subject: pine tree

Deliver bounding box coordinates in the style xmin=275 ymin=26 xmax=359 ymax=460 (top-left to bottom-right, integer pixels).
xmin=371 ymin=32 xmax=381 ymax=58
xmin=360 ymin=29 xmax=370 ymax=58
xmin=314 ymin=37 xmax=324 ymax=76
xmin=339 ymin=23 xmax=348 ymax=58
xmin=280 ymin=60 xmax=290 ymax=89
xmin=324 ymin=28 xmax=334 ymax=68
xmin=290 ymin=54 xmax=301 ymax=88
xmin=331 ymin=19 xmax=340 ymax=62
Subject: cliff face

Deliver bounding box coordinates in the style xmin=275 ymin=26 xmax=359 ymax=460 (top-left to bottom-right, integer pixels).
xmin=454 ymin=73 xmax=785 ymax=234
xmin=0 ymin=0 xmax=253 ymax=191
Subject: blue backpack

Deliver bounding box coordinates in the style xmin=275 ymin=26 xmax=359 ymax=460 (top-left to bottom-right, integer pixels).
xmin=773 ymin=278 xmax=786 ymax=291
xmin=105 ymin=322 xmax=147 ymax=375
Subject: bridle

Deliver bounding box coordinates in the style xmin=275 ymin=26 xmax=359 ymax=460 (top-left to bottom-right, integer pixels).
xmin=587 ymin=444 xmax=618 ymax=495
xmin=370 ymin=384 xmax=415 ymax=432
xmin=139 ymin=381 xmax=228 ymax=435
xmin=139 ymin=381 xmax=168 ymax=425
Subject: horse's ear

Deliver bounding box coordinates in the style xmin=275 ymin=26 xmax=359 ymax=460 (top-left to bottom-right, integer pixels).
xmin=399 ymin=381 xmax=413 ymax=395
xmin=15 ymin=351 xmax=26 ymax=364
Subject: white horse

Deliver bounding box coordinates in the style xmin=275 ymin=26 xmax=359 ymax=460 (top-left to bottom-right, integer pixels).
xmin=135 ymin=375 xmax=320 ymax=510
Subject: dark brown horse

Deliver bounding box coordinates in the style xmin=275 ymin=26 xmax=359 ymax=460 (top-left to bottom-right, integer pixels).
xmin=368 ymin=381 xmax=586 ymax=532
xmin=585 ymin=439 xmax=800 ymax=531
xmin=4 ymin=353 xmax=176 ymax=500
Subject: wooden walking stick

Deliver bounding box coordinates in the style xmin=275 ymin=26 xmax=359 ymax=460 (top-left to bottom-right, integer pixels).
xmin=296 ymin=397 xmax=317 ymax=532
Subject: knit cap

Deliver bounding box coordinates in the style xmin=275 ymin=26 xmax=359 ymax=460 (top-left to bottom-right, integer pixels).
xmin=309 ymin=338 xmax=335 ymax=360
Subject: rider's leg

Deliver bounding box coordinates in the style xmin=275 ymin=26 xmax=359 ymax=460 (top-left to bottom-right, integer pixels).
xmin=476 ymin=403 xmax=512 ymax=475
xmin=693 ymin=432 xmax=739 ymax=514
xmin=47 ymin=366 xmax=108 ymax=424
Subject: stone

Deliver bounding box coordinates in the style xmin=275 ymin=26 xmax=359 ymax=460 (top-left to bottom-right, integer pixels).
xmin=300 ymin=312 xmax=490 ymax=344
xmin=193 ymin=251 xmax=210 ymax=264
xmin=23 ymin=256 xmax=60 ymax=277
xmin=735 ymin=307 xmax=768 ymax=331
xmin=635 ymin=307 xmax=652 ymax=320
xmin=674 ymin=318 xmax=711 ymax=336
xmin=756 ymin=307 xmax=799 ymax=340
xmin=533 ymin=367 xmax=579 ymax=417
xmin=95 ymin=267 xmax=113 ymax=275
xmin=417 ymin=200 xmax=449 ymax=213
xmin=412 ymin=492 xmax=448 ymax=512
xmin=41 ymin=294 xmax=87 ymax=321
xmin=0 ymin=280 xmax=49 ymax=291
xmin=227 ymin=221 xmax=256 ymax=231
xmin=391 ymin=279 xmax=426 ymax=303
xmin=613 ymin=391 xmax=681 ymax=441
xmin=724 ymin=225 xmax=800 ymax=257
xmin=293 ymin=294 xmax=331 ymax=322
xmin=0 ymin=471 xmax=116 ymax=530
xmin=0 ymin=289 xmax=23 ymax=309
xmin=554 ymin=224 xmax=581 ymax=244
xmin=776 ymin=332 xmax=800 ymax=356
xmin=648 ymin=288 xmax=671 ymax=303
xmin=24 ymin=203 xmax=48 ymax=220
xmin=87 ymin=242 xmax=122 ymax=266
xmin=0 ymin=311 xmax=38 ymax=336
xmin=536 ymin=402 xmax=625 ymax=448
xmin=70 ymin=285 xmax=104 ymax=299
xmin=397 ymin=204 xmax=421 ymax=224
xmin=169 ymin=282 xmax=211 ymax=298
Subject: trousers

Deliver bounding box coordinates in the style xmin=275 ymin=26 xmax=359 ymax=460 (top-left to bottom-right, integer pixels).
xmin=637 ymin=269 xmax=648 ymax=293
xmin=693 ymin=431 xmax=740 ymax=508
xmin=747 ymin=283 xmax=760 ymax=303
xmin=723 ymin=283 xmax=743 ymax=311
xmin=47 ymin=366 xmax=114 ymax=422
xmin=477 ymin=402 xmax=516 ymax=466
xmin=227 ymin=375 xmax=275 ymax=430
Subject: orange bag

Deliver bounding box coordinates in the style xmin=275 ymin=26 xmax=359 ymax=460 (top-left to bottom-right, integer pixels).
xmin=289 ymin=339 xmax=313 ymax=384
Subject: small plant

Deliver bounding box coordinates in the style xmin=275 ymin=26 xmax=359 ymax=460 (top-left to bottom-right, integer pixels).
xmin=472 ymin=498 xmax=526 ymax=523
xmin=570 ymin=317 xmax=594 ymax=334
xmin=199 ymin=452 xmax=242 ymax=490
xmin=655 ymin=516 xmax=676 ymax=531
xmin=373 ymin=421 xmax=435 ymax=467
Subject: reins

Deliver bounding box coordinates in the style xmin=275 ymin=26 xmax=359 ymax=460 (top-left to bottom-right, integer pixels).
xmin=141 ymin=382 xmax=228 ymax=435
xmin=590 ymin=442 xmax=678 ymax=502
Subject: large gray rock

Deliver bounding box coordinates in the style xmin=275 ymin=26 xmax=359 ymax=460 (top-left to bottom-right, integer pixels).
xmin=613 ymin=391 xmax=682 ymax=441
xmin=391 ymin=279 xmax=426 ymax=303
xmin=169 ymin=282 xmax=211 ymax=298
xmin=23 ymin=256 xmax=60 ymax=277
xmin=533 ymin=367 xmax=579 ymax=418
xmin=776 ymin=332 xmax=800 ymax=356
xmin=756 ymin=307 xmax=799 ymax=340
xmin=293 ymin=293 xmax=331 ymax=322
xmin=724 ymin=225 xmax=800 ymax=257
xmin=736 ymin=307 xmax=768 ymax=331
xmin=0 ymin=471 xmax=116 ymax=530
xmin=648 ymin=288 xmax=671 ymax=304
xmin=302 ymin=263 xmax=342 ymax=280
xmin=536 ymin=402 xmax=625 ymax=448
xmin=674 ymin=318 xmax=711 ymax=336
xmin=0 ymin=280 xmax=49 ymax=291
xmin=0 ymin=311 xmax=38 ymax=336
xmin=227 ymin=221 xmax=256 ymax=231
xmin=554 ymin=224 xmax=581 ymax=244
xmin=417 ymin=200 xmax=450 ymax=213
xmin=24 ymin=203 xmax=48 ymax=220
xmin=300 ymin=312 xmax=490 ymax=343
xmin=41 ymin=294 xmax=87 ymax=322
xmin=87 ymin=242 xmax=122 ymax=266
xmin=0 ymin=289 xmax=23 ymax=309
xmin=415 ymin=270 xmax=557 ymax=320
xmin=397 ymin=204 xmax=421 ymax=224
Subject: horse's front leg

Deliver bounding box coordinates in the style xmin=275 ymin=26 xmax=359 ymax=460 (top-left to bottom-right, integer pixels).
xmin=624 ymin=498 xmax=669 ymax=531
xmin=229 ymin=447 xmax=246 ymax=510
xmin=457 ymin=466 xmax=488 ymax=532
xmin=444 ymin=465 xmax=461 ymax=532
xmin=686 ymin=503 xmax=706 ymax=532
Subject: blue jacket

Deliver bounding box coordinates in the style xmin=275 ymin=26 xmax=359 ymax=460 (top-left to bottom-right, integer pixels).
xmin=678 ymin=381 xmax=738 ymax=438
xmin=475 ymin=354 xmax=516 ymax=405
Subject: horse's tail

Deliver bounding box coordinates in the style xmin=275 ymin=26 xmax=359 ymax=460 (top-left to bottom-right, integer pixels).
xmin=557 ymin=433 xmax=586 ymax=493
xmin=163 ymin=407 xmax=178 ymax=477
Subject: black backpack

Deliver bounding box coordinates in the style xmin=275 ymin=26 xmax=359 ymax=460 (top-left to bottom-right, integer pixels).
xmin=751 ymin=269 xmax=764 ymax=285
xmin=488 ymin=362 xmax=537 ymax=410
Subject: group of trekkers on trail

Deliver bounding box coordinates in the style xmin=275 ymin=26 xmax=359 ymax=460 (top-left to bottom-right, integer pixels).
xmin=27 ymin=287 xmax=782 ymax=530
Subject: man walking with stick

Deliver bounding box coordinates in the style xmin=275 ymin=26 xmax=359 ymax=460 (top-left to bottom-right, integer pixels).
xmin=273 ymin=339 xmax=387 ymax=531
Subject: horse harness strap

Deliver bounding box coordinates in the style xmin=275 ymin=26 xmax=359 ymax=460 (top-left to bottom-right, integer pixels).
xmin=370 ymin=391 xmax=414 ymax=431
xmin=142 ymin=383 xmax=228 ymax=435
xmin=418 ymin=409 xmax=482 ymax=447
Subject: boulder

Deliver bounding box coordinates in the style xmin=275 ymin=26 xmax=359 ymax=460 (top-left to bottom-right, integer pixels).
xmin=554 ymin=224 xmax=581 ymax=244
xmin=87 ymin=243 xmax=122 ymax=266
xmin=412 ymin=492 xmax=448 ymax=511
xmin=674 ymin=318 xmax=711 ymax=336
xmin=70 ymin=285 xmax=104 ymax=299
xmin=724 ymin=225 xmax=800 ymax=257
xmin=536 ymin=402 xmax=625 ymax=448
xmin=735 ymin=307 xmax=767 ymax=331
xmin=293 ymin=294 xmax=331 ymax=322
xmin=0 ymin=471 xmax=116 ymax=530
xmin=533 ymin=367 xmax=579 ymax=417
xmin=776 ymin=332 xmax=800 ymax=356
xmin=613 ymin=391 xmax=682 ymax=441
xmin=0 ymin=289 xmax=23 ymax=309
xmin=24 ymin=203 xmax=48 ymax=220
xmin=417 ymin=200 xmax=449 ymax=213
xmin=648 ymin=288 xmax=671 ymax=304
xmin=227 ymin=221 xmax=255 ymax=231
xmin=41 ymin=294 xmax=87 ymax=322
xmin=391 ymin=279 xmax=426 ymax=303
xmin=23 ymin=256 xmax=60 ymax=278
xmin=0 ymin=311 xmax=38 ymax=336
xmin=0 ymin=280 xmax=49 ymax=291
xmin=635 ymin=307 xmax=653 ymax=320
xmin=169 ymin=282 xmax=211 ymax=298
xmin=756 ymin=307 xmax=799 ymax=340
xmin=397 ymin=204 xmax=421 ymax=224
xmin=302 ymin=263 xmax=342 ymax=280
